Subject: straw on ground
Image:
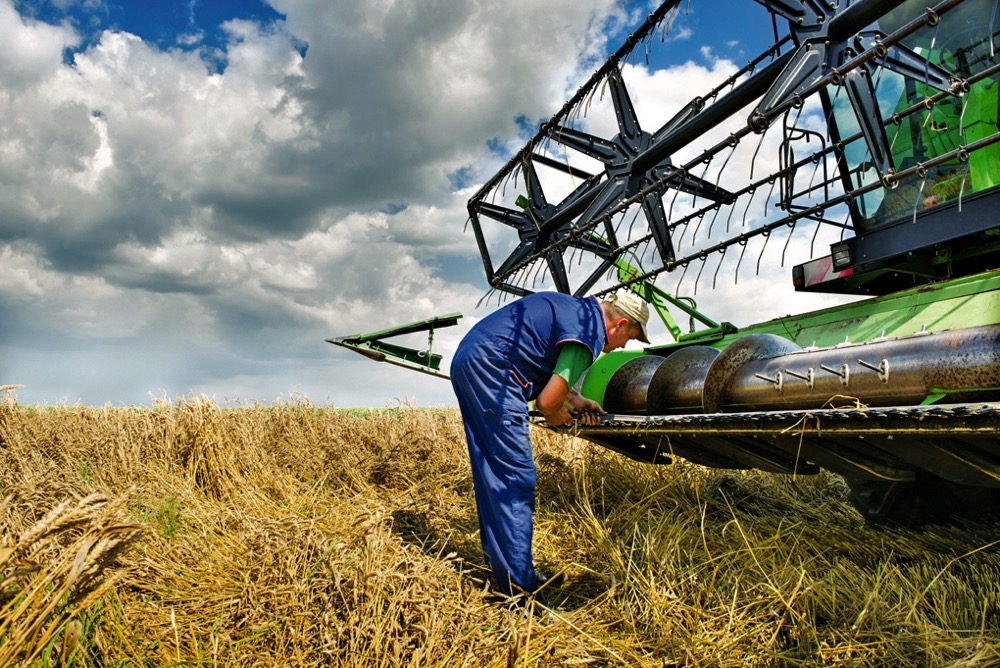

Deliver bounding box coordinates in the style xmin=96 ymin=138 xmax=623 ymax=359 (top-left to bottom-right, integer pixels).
xmin=0 ymin=394 xmax=998 ymax=666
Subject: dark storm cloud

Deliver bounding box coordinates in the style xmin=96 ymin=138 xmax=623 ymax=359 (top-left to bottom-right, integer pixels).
xmin=196 ymin=186 xmax=325 ymax=241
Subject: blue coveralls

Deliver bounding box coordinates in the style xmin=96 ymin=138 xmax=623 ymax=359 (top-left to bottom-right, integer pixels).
xmin=450 ymin=292 xmax=606 ymax=596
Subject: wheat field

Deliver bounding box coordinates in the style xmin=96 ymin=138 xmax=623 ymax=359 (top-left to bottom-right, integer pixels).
xmin=0 ymin=389 xmax=999 ymax=667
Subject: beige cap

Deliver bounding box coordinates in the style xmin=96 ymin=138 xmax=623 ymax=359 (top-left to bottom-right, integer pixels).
xmin=606 ymin=292 xmax=650 ymax=343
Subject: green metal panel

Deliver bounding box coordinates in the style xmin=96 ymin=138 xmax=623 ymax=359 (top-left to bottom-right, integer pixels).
xmin=580 ymin=349 xmax=647 ymax=407
xmin=707 ymin=269 xmax=1000 ymax=350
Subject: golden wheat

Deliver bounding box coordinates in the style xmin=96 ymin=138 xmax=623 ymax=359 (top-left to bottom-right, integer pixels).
xmin=0 ymin=394 xmax=997 ymax=666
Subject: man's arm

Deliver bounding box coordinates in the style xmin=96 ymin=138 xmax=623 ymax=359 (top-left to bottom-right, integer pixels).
xmin=536 ymin=374 xmax=572 ymax=425
xmin=565 ymin=388 xmax=603 ymax=416
xmin=536 ymin=343 xmax=606 ymax=426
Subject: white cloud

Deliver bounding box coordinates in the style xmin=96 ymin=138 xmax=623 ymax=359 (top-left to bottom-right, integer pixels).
xmin=0 ymin=0 xmax=862 ymax=407
xmin=0 ymin=1 xmax=79 ymax=87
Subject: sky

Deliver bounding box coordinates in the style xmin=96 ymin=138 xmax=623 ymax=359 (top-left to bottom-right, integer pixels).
xmin=0 ymin=0 xmax=849 ymax=408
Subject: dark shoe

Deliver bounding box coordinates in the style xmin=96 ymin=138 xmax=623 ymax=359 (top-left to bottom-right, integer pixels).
xmin=531 ymin=570 xmax=566 ymax=612
xmin=534 ymin=569 xmax=566 ymax=591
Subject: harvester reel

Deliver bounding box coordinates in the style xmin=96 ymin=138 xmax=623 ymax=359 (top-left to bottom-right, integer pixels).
xmin=331 ymin=0 xmax=1000 ymax=527
xmin=462 ymin=0 xmax=1000 ymax=528
xmin=471 ymin=61 xmax=734 ymax=297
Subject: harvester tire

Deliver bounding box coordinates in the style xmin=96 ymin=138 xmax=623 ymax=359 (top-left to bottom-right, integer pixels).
xmin=844 ymin=473 xmax=1000 ymax=528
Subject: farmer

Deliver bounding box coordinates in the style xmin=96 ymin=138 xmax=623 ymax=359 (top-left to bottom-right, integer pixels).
xmin=450 ymin=291 xmax=650 ymax=600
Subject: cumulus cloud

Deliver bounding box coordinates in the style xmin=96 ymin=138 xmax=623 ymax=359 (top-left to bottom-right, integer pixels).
xmin=0 ymin=0 xmax=632 ymax=405
xmin=0 ymin=0 xmax=862 ymax=408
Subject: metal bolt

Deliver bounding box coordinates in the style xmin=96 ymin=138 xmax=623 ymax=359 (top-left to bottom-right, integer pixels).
xmin=857 ymin=358 xmax=889 ymax=383
xmin=782 ymin=367 xmax=815 ymax=389
xmin=754 ymin=371 xmax=784 ymax=392
xmin=820 ymin=363 xmax=850 ymax=387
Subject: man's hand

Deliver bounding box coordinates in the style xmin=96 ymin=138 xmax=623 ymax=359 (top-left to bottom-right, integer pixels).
xmin=540 ymin=405 xmax=574 ymax=427
xmin=564 ymin=389 xmax=605 ymax=425
xmin=566 ymin=389 xmax=603 ymax=414
xmin=536 ymin=376 xmax=606 ymax=426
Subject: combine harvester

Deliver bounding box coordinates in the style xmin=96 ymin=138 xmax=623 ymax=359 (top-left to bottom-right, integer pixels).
xmin=331 ymin=0 xmax=1000 ymax=527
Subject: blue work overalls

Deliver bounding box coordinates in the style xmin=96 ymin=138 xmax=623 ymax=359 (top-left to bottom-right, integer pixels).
xmin=450 ymin=292 xmax=605 ymax=596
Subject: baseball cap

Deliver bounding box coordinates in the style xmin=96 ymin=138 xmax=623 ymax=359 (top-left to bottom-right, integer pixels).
xmin=606 ymin=292 xmax=650 ymax=343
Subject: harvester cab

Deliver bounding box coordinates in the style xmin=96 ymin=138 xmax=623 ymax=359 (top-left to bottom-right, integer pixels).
xmin=330 ymin=0 xmax=1000 ymax=527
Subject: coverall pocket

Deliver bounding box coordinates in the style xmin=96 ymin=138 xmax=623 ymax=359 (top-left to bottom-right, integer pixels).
xmin=482 ymin=411 xmax=533 ymax=468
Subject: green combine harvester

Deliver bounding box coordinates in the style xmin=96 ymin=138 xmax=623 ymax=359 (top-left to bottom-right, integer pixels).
xmin=331 ymin=0 xmax=1000 ymax=527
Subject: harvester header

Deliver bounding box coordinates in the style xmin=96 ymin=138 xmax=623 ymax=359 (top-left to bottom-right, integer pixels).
xmin=333 ymin=0 xmax=1000 ymax=526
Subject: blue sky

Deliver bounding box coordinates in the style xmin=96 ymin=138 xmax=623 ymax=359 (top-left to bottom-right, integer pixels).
xmin=18 ymin=0 xmax=776 ymax=68
xmin=0 ymin=0 xmax=841 ymax=407
xmin=17 ymin=0 xmax=290 ymax=71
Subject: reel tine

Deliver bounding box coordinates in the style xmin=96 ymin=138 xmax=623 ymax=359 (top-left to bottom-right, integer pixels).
xmin=712 ymin=247 xmax=727 ymax=290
